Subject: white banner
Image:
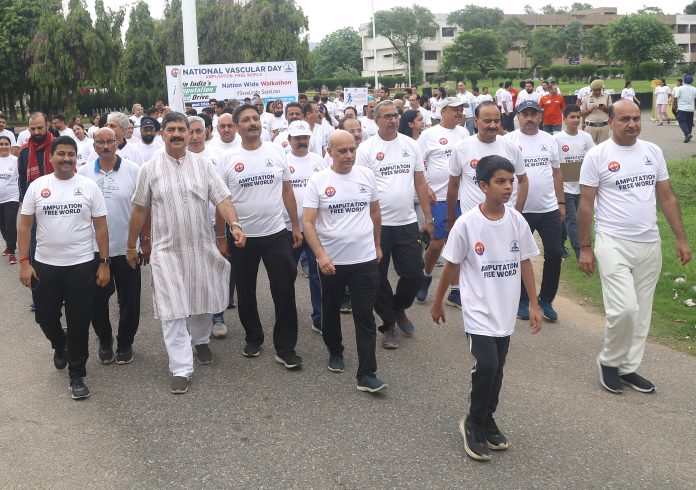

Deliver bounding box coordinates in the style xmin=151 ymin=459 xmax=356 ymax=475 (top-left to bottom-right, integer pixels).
xmin=344 ymin=87 xmax=369 ymax=116
xmin=165 ymin=61 xmax=299 ymax=109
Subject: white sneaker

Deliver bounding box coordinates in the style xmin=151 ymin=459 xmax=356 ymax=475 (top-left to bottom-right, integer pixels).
xmin=212 ymin=322 xmax=228 ymax=339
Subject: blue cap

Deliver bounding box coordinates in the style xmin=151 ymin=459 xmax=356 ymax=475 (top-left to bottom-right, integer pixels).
xmin=140 ymin=116 xmax=161 ymax=131
xmin=516 ymin=100 xmax=542 ymax=113
xmin=685 ymin=74 xmax=694 ymax=84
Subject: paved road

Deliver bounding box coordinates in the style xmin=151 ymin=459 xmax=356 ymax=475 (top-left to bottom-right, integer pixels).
xmin=1 ymin=113 xmax=694 ymax=488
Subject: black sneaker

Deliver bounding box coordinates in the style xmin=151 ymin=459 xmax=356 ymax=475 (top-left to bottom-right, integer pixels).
xmin=170 ymin=376 xmax=189 ymax=394
xmin=227 ymin=298 xmax=236 ymax=309
xmin=485 ymin=418 xmax=509 ymax=450
xmin=395 ymin=309 xmax=415 ymax=336
xmin=115 ymin=347 xmax=134 ymax=365
xmin=311 ymin=321 xmax=322 ymax=335
xmin=328 ymin=352 xmax=345 ymax=373
xmin=194 ymin=344 xmax=213 ymax=364
xmin=54 ymin=345 xmax=68 ymax=370
xmin=459 ymin=416 xmax=491 ymax=461
xmin=597 ymin=358 xmax=622 ymax=394
xmin=620 ymin=372 xmax=655 ymax=393
xmin=275 ymin=352 xmax=302 ymax=369
xmin=243 ymin=342 xmax=261 ymax=357
xmin=356 ymin=374 xmax=388 ymax=393
xmin=69 ymin=377 xmax=90 ymax=400
xmin=340 ymin=297 xmax=352 ymax=314
xmin=98 ymin=342 xmax=115 ymax=365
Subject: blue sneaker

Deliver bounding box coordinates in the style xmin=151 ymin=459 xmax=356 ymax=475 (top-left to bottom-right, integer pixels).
xmin=516 ymin=300 xmax=529 ymax=320
xmin=328 ymin=353 xmax=345 ymax=373
xmin=446 ymin=289 xmax=462 ymax=309
xmin=356 ymin=374 xmax=388 ymax=393
xmin=538 ymin=297 xmax=558 ymax=322
xmin=416 ymin=275 xmax=433 ymax=302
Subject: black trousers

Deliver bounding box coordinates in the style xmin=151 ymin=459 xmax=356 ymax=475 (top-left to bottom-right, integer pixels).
xmin=320 ymin=260 xmax=379 ymax=378
xmin=91 ymin=255 xmax=141 ymax=351
xmin=521 ymin=210 xmax=562 ymax=303
xmin=229 ymin=229 xmax=298 ymax=355
xmin=677 ymin=110 xmax=694 ymax=137
xmin=375 ymin=222 xmax=423 ymax=329
xmin=0 ymin=201 xmax=19 ymax=251
xmin=33 ymin=258 xmax=97 ymax=378
xmin=468 ymin=334 xmax=510 ymax=426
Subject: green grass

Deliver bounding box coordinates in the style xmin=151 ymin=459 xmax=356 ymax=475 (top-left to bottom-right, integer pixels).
xmin=561 ymin=158 xmax=696 ymax=355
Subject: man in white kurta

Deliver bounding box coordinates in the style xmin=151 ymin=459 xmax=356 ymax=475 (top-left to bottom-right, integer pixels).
xmin=127 ymin=112 xmax=245 ymax=394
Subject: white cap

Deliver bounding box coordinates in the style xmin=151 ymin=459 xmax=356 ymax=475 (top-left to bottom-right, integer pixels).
xmin=287 ymin=120 xmax=313 ymax=137
xmin=439 ymin=96 xmax=464 ymax=109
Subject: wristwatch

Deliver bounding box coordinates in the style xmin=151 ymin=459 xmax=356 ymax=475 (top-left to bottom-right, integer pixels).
xmin=230 ymin=221 xmax=243 ymax=231
xmin=99 ymin=257 xmax=111 ymax=265
xmin=424 ymin=218 xmax=434 ymax=225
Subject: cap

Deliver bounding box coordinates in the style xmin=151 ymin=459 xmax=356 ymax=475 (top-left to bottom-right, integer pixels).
xmin=439 ymin=96 xmax=465 ymax=109
xmin=287 ymin=120 xmax=313 ymax=137
xmin=516 ymin=100 xmax=542 ymax=113
xmin=590 ymin=79 xmax=604 ymax=90
xmin=685 ymin=74 xmax=694 ymax=84
xmin=140 ymin=116 xmax=161 ymax=131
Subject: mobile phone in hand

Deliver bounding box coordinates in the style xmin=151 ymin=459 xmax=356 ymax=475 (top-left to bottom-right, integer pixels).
xmin=421 ymin=231 xmax=431 ymax=250
xmin=30 ymin=275 xmax=40 ymax=291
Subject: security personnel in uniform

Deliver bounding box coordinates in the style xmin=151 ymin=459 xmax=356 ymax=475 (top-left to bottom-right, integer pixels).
xmin=580 ymin=79 xmax=612 ymax=144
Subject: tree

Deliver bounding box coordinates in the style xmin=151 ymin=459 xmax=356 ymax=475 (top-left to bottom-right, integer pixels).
xmin=442 ymin=29 xmax=506 ymax=77
xmin=581 ymin=25 xmax=611 ymax=65
xmin=523 ymin=5 xmax=536 ymax=14
xmin=648 ymin=42 xmax=685 ymax=69
xmin=607 ymin=14 xmax=677 ymax=69
xmin=559 ymin=21 xmax=583 ymax=63
xmin=500 ymin=17 xmax=530 ymax=56
xmin=155 ymin=0 xmax=184 ymax=66
xmin=311 ymin=28 xmax=362 ymax=78
xmin=528 ymin=27 xmax=562 ymax=71
xmin=541 ymin=4 xmax=568 ymax=15
xmin=26 ymin=0 xmax=65 ymax=112
xmin=637 ymin=6 xmax=664 ymax=15
xmin=447 ymin=6 xmax=503 ymax=30
xmin=686 ymin=1 xmax=696 ymax=14
xmin=92 ymin=0 xmax=125 ymax=90
xmin=372 ymin=5 xmax=438 ymax=83
xmin=119 ymin=1 xmax=162 ymax=90
xmin=197 ymin=0 xmax=243 ymax=64
xmin=570 ymin=3 xmax=593 ymax=10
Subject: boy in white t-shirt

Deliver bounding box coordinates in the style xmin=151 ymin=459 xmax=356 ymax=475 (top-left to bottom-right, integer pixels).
xmin=431 ymin=155 xmax=541 ymax=461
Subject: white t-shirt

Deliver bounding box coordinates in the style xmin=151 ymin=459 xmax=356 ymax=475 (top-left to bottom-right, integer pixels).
xmin=442 ymin=205 xmax=539 ymax=337
xmin=211 ymin=135 xmax=241 ymax=153
xmin=0 ymin=129 xmax=17 ymax=147
xmin=457 ymin=91 xmax=475 ymax=118
xmin=129 ymin=115 xmax=143 ymax=140
xmin=576 ymin=86 xmax=591 ymax=102
xmin=260 ymin=112 xmax=274 ymax=133
xmin=21 ymin=173 xmax=107 ymax=266
xmin=554 ymin=130 xmax=595 ymax=194
xmin=16 ymin=129 xmax=30 ymax=148
xmin=75 ymin=137 xmax=92 ymax=167
xmin=0 ymin=155 xmax=19 ymax=203
xmin=117 ymin=140 xmax=145 ymax=166
xmin=676 ymin=84 xmax=696 ymax=112
xmin=449 ymin=136 xmax=526 ymax=213
xmin=430 ymin=97 xmax=442 ymax=119
xmin=356 ymin=132 xmax=424 ymax=226
xmin=87 ymin=125 xmax=99 ymax=139
xmin=417 ymin=106 xmax=433 ymax=127
xmin=654 ymin=85 xmax=670 ymax=105
xmin=516 ymin=90 xmax=541 ymax=105
xmin=137 ymin=139 xmax=164 ymax=164
xmin=78 ymin=157 xmax=140 ymax=256
xmin=274 ymin=130 xmax=323 ymax=157
xmin=303 ymin=166 xmax=379 ymax=265
xmin=271 ymin=115 xmax=288 ymax=133
xmin=505 ymin=130 xmax=560 ymax=213
xmin=359 ymin=117 xmax=378 ymax=140
xmin=579 ymin=139 xmax=668 ymax=243
xmin=621 ymin=88 xmax=635 ymax=101
xmin=58 ymin=127 xmax=76 ymax=139
xmin=284 ymin=152 xmax=325 ymax=231
xmin=495 ymin=89 xmax=513 ymax=113
xmin=419 ymin=125 xmax=469 ymax=200
xmin=219 ymin=142 xmax=290 ymax=237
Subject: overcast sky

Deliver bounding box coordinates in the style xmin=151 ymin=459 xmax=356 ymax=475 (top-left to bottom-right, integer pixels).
xmin=91 ymin=0 xmax=688 ymax=43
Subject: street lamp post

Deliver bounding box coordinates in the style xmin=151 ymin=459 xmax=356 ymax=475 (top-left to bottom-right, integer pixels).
xmin=372 ymin=0 xmax=378 ymax=90
xmin=407 ymin=42 xmax=412 ymax=88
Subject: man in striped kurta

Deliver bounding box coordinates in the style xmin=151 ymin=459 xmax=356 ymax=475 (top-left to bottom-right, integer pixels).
xmin=126 ymin=112 xmax=245 ymax=394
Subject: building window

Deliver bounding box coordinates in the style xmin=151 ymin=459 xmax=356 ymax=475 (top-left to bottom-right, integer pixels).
xmin=678 ymin=24 xmax=688 ymax=33
xmin=424 ymin=50 xmax=439 ymax=61
xmin=679 ymin=44 xmax=689 ymax=53
xmin=690 ymin=43 xmax=696 ymax=52
xmin=691 ymin=25 xmax=696 ymax=33
xmin=442 ymin=27 xmax=456 ymax=37
xmin=383 ymin=53 xmax=392 ymax=58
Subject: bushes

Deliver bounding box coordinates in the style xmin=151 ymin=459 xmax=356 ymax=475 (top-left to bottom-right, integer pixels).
xmin=298 ymin=76 xmax=374 ymax=92
xmin=464 ymin=70 xmax=483 ymax=85
xmin=75 ymin=87 xmax=166 ymax=115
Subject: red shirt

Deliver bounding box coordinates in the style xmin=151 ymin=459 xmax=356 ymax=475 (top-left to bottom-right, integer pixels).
xmin=539 ymin=94 xmax=566 ymax=126
xmin=509 ymin=88 xmax=519 ymax=109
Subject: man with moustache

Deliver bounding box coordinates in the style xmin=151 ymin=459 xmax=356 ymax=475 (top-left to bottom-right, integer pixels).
xmin=98 ymin=112 xmax=145 ymax=165
xmin=18 ymin=136 xmax=111 ymax=399
xmin=359 ymin=100 xmax=378 ymax=140
xmin=136 ymin=116 xmax=163 ymax=163
xmin=273 ymin=102 xmax=304 ymax=152
xmin=129 ymin=104 xmax=144 ymax=140
xmin=127 ymin=112 xmax=245 ymax=394
xmin=212 ymin=111 xmax=241 ymax=153
xmin=216 ymin=104 xmax=303 ymax=369
xmin=79 ymin=127 xmax=143 ymax=365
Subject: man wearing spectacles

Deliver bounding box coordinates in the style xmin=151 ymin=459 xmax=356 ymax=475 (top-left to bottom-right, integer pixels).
xmin=356 ymin=100 xmax=435 ymax=348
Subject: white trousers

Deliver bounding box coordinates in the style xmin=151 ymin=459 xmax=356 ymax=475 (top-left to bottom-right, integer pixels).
xmin=161 ymin=313 xmax=213 ymax=377
xmin=594 ymin=233 xmax=661 ymax=374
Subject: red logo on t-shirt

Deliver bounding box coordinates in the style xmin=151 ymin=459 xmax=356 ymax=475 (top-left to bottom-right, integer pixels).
xmin=376 ymin=152 xmax=384 ymax=161
xmin=325 ymin=186 xmax=336 ymax=197
xmin=40 ymin=188 xmax=51 ymax=198
xmin=608 ymin=161 xmax=621 ymax=172
xmin=562 ymin=144 xmax=570 ymax=152
xmin=289 ymin=166 xmax=295 ymax=174
xmin=282 ymin=141 xmax=288 ymax=147
xmin=470 ymin=159 xmax=479 ymax=169
xmin=234 ymin=162 xmax=245 ymax=172
xmin=439 ymin=138 xmax=448 ymax=145
xmin=474 ymin=242 xmax=485 ymax=256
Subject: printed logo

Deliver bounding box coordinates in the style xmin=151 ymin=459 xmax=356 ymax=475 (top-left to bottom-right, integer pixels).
xmin=265 ymin=159 xmax=274 ymax=167
xmin=282 ymin=62 xmax=295 ymax=73
xmin=470 ymin=159 xmax=478 ymax=169
xmin=561 ymin=144 xmax=570 ymax=152
xmin=474 ymin=242 xmax=485 ymax=256
xmin=376 ymin=152 xmax=384 ymax=161
xmin=643 ymin=156 xmax=653 ymax=166
xmin=73 ymin=187 xmax=83 ymax=196
xmin=325 ymin=186 xmax=336 ymax=197
xmin=358 ymin=185 xmax=368 ymax=193
xmin=607 ymin=161 xmax=621 ymax=172
xmin=40 ymin=188 xmax=51 ymax=198
xmin=234 ymin=162 xmax=245 ymax=172
xmin=510 ymin=240 xmax=519 ymax=252
xmin=170 ymin=67 xmax=179 ymax=77
xmin=289 ymin=166 xmax=295 ymax=174
xmin=439 ymin=138 xmax=448 ymax=145
xmin=540 ymin=144 xmax=548 ymax=151
xmin=401 ymin=149 xmax=410 ymax=157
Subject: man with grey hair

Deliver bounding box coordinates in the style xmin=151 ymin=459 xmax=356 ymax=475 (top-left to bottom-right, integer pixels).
xmin=127 ymin=111 xmax=246 ymax=394
xmin=356 ymin=100 xmax=435 ymax=348
xmin=129 ymin=104 xmax=144 ymax=140
xmin=83 ymin=112 xmax=145 ymax=166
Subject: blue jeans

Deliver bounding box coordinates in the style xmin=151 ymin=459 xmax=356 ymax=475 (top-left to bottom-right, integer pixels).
xmin=291 ymin=232 xmax=322 ymax=327
xmin=561 ymin=192 xmax=581 ymax=259
xmin=543 ymin=124 xmax=562 ymax=134
xmin=677 ymin=110 xmax=694 ymax=137
xmin=465 ymin=117 xmax=475 ymax=135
